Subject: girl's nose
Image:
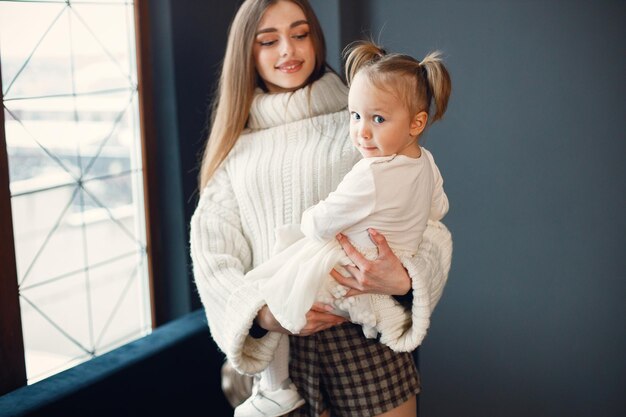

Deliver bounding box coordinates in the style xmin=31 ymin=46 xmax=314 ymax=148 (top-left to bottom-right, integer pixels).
xmin=359 ymin=123 xmax=371 ymax=140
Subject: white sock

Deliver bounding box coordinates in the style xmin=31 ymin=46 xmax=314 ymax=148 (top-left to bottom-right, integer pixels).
xmin=259 ymin=334 xmax=290 ymax=391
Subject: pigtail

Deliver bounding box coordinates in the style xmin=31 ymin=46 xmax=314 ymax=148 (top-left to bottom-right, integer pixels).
xmin=419 ymin=51 xmax=451 ymax=123
xmin=343 ymin=41 xmax=386 ymax=85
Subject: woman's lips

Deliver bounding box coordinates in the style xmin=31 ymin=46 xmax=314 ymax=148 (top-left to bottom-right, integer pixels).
xmin=276 ymin=60 xmax=303 ymax=73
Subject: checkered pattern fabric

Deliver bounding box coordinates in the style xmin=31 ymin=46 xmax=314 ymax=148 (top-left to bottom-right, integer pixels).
xmin=287 ymin=323 xmax=420 ymax=416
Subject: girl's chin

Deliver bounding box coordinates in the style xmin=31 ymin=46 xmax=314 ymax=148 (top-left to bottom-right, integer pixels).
xmin=358 ymin=148 xmax=380 ymax=157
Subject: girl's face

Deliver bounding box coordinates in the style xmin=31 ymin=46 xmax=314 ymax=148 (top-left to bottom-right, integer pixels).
xmin=253 ymin=0 xmax=316 ymax=93
xmin=348 ymin=72 xmax=424 ymax=158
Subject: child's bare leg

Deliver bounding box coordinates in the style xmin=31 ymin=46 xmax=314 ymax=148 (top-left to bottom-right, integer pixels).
xmin=375 ymin=396 xmax=417 ymax=417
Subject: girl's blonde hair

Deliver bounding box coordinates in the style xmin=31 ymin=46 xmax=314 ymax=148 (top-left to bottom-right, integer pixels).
xmin=199 ymin=0 xmax=327 ymax=191
xmin=344 ymin=41 xmax=451 ymax=125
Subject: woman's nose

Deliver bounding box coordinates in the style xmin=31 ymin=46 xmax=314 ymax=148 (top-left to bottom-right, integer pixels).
xmin=280 ymin=38 xmax=295 ymax=57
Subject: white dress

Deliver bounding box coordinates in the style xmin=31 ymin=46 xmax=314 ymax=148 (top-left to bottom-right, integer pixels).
xmin=246 ymin=150 xmax=448 ymax=339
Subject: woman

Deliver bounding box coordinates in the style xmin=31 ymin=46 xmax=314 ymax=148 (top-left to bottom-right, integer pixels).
xmin=190 ymin=1 xmax=452 ymax=416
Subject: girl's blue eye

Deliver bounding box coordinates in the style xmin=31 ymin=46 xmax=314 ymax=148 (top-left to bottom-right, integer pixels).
xmin=373 ymin=115 xmax=385 ymax=124
xmin=351 ymin=112 xmax=361 ymax=121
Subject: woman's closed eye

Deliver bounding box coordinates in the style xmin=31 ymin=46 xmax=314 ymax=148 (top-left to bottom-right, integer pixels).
xmin=257 ymin=32 xmax=308 ymax=47
xmin=258 ymin=38 xmax=278 ymax=47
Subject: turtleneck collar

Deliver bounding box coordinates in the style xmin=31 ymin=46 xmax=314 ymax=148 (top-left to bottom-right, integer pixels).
xmin=247 ymin=71 xmax=348 ymax=130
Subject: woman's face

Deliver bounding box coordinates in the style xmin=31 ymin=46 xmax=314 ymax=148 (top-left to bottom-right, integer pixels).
xmin=253 ymin=0 xmax=316 ymax=93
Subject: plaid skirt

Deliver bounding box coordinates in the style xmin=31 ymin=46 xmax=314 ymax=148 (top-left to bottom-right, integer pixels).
xmin=287 ymin=322 xmax=420 ymax=417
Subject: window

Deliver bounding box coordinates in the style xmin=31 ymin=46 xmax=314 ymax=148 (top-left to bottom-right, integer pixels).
xmin=0 ymin=0 xmax=154 ymax=389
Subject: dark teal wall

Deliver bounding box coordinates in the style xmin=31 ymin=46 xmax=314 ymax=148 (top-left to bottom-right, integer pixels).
xmin=357 ymin=1 xmax=625 ymax=416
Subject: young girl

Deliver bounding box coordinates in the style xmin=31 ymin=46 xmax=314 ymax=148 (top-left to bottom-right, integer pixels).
xmin=234 ymin=41 xmax=452 ymax=417
xmin=189 ymin=1 xmax=453 ymax=416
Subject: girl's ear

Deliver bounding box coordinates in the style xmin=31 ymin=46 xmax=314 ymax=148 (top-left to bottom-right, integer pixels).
xmin=410 ymin=111 xmax=429 ymax=137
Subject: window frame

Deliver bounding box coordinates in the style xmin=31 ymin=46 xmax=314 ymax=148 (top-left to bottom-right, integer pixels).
xmin=0 ymin=0 xmax=161 ymax=395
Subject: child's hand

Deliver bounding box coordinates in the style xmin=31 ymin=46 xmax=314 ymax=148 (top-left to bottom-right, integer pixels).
xmin=256 ymin=303 xmax=347 ymax=336
xmin=332 ymin=229 xmax=411 ymax=297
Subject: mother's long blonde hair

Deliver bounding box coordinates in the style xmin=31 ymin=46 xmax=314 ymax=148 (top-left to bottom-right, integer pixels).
xmin=199 ymin=0 xmax=327 ymax=191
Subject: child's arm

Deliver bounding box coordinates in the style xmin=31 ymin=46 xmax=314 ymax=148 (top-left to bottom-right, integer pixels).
xmin=301 ymin=160 xmax=377 ymax=241
xmin=424 ymin=149 xmax=449 ymax=221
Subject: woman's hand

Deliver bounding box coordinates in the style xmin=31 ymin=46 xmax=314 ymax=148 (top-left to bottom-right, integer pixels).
xmin=331 ymin=228 xmax=411 ymax=297
xmin=256 ymin=303 xmax=347 ymax=336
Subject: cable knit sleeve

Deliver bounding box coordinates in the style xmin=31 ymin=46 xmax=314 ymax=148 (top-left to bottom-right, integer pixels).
xmin=374 ymin=220 xmax=453 ymax=352
xmin=190 ymin=166 xmax=282 ymax=375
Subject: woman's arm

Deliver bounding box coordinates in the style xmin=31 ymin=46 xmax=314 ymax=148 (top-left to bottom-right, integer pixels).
xmin=330 ymin=228 xmax=412 ymax=297
xmin=256 ymin=303 xmax=347 ymax=336
xmin=331 ymin=221 xmax=453 ymax=352
xmin=190 ymin=166 xmax=280 ymax=374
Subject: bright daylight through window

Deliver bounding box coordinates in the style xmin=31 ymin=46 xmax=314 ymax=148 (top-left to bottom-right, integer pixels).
xmin=0 ymin=0 xmax=151 ymax=383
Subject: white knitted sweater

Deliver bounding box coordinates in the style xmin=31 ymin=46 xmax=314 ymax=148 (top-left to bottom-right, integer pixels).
xmin=190 ymin=72 xmax=453 ymax=375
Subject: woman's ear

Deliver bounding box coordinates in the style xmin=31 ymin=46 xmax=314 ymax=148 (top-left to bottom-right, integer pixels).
xmin=410 ymin=111 xmax=428 ymax=137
